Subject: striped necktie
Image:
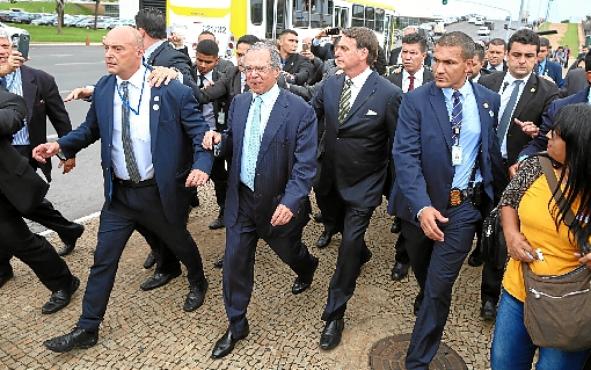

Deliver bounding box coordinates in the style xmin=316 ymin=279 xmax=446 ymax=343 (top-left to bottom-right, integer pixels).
xmin=451 ymin=90 xmax=463 ymax=145
xmin=240 ymin=96 xmax=263 ymax=190
xmin=120 ymin=81 xmax=141 ymax=183
xmin=338 ymin=78 xmax=353 ymax=124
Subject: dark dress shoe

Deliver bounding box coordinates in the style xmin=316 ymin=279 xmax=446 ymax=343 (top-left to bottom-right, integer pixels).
xmin=190 ymin=196 xmax=200 ymax=208
xmin=208 ymin=217 xmax=225 ymax=230
xmin=312 ymin=211 xmax=323 ymax=223
xmin=44 ymin=327 xmax=98 ymax=352
xmin=211 ymin=325 xmax=249 ymax=359
xmin=0 ymin=270 xmax=14 ymax=289
xmin=361 ymin=249 xmax=372 ymax=266
xmin=183 ymin=279 xmax=208 ymax=312
xmin=480 ymin=299 xmax=497 ymax=321
xmin=391 ymin=261 xmax=410 ymax=281
xmin=467 ymin=250 xmax=483 ymax=267
xmin=315 ymin=229 xmax=334 ymax=248
xmin=292 ymin=256 xmax=319 ymax=295
xmin=143 ymin=252 xmax=156 ymax=269
xmin=390 ymin=217 xmax=402 ymax=234
xmin=42 ymin=276 xmax=80 ymax=314
xmin=319 ymin=318 xmax=345 ymax=350
xmin=213 ymin=256 xmax=224 ymax=269
xmin=140 ymin=270 xmax=181 ymax=291
xmin=58 ymin=224 xmax=85 ymax=256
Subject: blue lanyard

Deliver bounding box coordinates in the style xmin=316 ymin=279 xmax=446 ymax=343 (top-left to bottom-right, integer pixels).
xmin=116 ymin=67 xmax=148 ymax=115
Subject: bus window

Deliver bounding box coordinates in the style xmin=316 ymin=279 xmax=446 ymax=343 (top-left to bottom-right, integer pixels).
xmin=251 ymin=0 xmax=263 ymax=25
xmin=293 ymin=0 xmax=310 ymax=28
xmin=375 ymin=8 xmax=384 ymax=32
xmin=311 ymin=0 xmax=333 ymax=28
xmin=364 ymin=7 xmax=374 ymax=30
xmin=352 ymin=4 xmax=364 ymax=27
xmin=340 ymin=7 xmax=349 ymax=28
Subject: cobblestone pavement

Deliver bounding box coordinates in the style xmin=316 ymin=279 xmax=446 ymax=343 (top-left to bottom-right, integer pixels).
xmin=0 ymin=184 xmax=494 ymax=370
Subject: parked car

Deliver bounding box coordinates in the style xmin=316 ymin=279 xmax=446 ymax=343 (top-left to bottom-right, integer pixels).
xmin=31 ymin=15 xmax=56 ymax=26
xmin=477 ymin=26 xmax=490 ymax=36
xmin=11 ymin=12 xmax=39 ymax=24
xmin=474 ymin=18 xmax=485 ymax=26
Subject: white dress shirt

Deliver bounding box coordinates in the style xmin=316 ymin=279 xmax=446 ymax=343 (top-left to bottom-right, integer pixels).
xmin=199 ymin=70 xmax=216 ymax=130
xmin=402 ymin=66 xmax=424 ymax=93
xmin=498 ymin=72 xmax=532 ymax=158
xmin=346 ymin=67 xmax=373 ymax=108
xmin=112 ymin=65 xmax=154 ymax=181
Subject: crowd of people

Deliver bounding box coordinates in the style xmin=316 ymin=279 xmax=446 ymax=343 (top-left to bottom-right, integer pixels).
xmin=1 ymin=7 xmax=591 ymax=370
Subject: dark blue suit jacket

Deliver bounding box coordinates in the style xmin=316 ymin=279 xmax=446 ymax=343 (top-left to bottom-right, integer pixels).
xmin=221 ymin=88 xmax=318 ymax=233
xmin=389 ymin=81 xmax=506 ymax=224
xmin=520 ymin=86 xmax=589 ymax=157
xmin=540 ymin=59 xmax=565 ymax=88
xmin=58 ymin=73 xmax=212 ymax=225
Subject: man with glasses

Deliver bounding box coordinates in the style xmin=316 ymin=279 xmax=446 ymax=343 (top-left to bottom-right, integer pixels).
xmin=203 ymin=42 xmax=319 ymax=359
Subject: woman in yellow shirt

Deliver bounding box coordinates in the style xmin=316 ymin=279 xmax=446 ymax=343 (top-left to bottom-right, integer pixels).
xmin=491 ymin=103 xmax=591 ymax=370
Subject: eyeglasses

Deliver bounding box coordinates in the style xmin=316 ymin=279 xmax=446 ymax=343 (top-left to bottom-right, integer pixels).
xmin=243 ymin=65 xmax=274 ymax=74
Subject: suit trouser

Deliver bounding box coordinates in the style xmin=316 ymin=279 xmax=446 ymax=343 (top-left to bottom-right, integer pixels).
xmin=223 ymin=184 xmax=316 ymax=336
xmin=0 ymin=194 xmax=73 ymax=292
xmin=77 ymin=182 xmax=206 ymax=331
xmin=0 ymin=145 xmax=82 ymax=276
xmin=321 ymin=186 xmax=374 ymax=321
xmin=402 ymin=201 xmax=481 ymax=370
xmin=394 ymin=234 xmax=410 ymax=265
xmin=211 ymin=156 xmax=228 ymax=212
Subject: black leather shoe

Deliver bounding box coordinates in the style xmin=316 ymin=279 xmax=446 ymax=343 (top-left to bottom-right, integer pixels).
xmin=319 ymin=318 xmax=345 ymax=350
xmin=42 ymin=276 xmax=80 ymax=314
xmin=391 ymin=261 xmax=410 ymax=281
xmin=468 ymin=250 xmax=483 ymax=267
xmin=143 ymin=252 xmax=156 ymax=269
xmin=361 ymin=249 xmax=372 ymax=266
xmin=211 ymin=325 xmax=249 ymax=359
xmin=480 ymin=299 xmax=497 ymax=321
xmin=190 ymin=196 xmax=200 ymax=208
xmin=44 ymin=327 xmax=98 ymax=352
xmin=183 ymin=279 xmax=208 ymax=312
xmin=312 ymin=211 xmax=323 ymax=223
xmin=0 ymin=270 xmax=14 ymax=289
xmin=140 ymin=270 xmax=181 ymax=291
xmin=208 ymin=217 xmax=225 ymax=230
xmin=390 ymin=217 xmax=402 ymax=234
xmin=213 ymin=256 xmax=224 ymax=269
xmin=315 ymin=229 xmax=334 ymax=248
xmin=292 ymin=256 xmax=319 ymax=295
xmin=58 ymin=224 xmax=85 ymax=257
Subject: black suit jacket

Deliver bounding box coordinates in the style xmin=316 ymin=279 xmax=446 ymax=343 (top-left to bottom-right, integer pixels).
xmin=283 ymin=53 xmax=313 ymax=85
xmin=147 ymin=41 xmax=197 ymax=84
xmin=193 ymin=66 xmax=243 ymax=128
xmin=386 ymin=68 xmax=434 ymax=91
xmin=0 ymin=89 xmax=48 ymax=214
xmin=20 ymin=65 xmax=72 ymax=182
xmin=478 ymin=71 xmax=559 ymax=165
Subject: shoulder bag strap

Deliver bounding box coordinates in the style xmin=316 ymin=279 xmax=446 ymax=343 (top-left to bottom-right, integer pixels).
xmin=539 ymin=156 xmax=577 ymax=227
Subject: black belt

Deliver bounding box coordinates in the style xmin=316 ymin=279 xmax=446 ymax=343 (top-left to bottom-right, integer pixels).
xmin=448 ymin=182 xmax=483 ymax=207
xmin=114 ymin=177 xmax=156 ymax=188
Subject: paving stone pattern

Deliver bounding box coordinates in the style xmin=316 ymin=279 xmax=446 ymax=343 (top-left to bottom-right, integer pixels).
xmin=0 ymin=184 xmax=495 ymax=370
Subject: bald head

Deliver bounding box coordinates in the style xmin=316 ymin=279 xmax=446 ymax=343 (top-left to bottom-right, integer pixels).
xmin=103 ymin=26 xmax=144 ymax=80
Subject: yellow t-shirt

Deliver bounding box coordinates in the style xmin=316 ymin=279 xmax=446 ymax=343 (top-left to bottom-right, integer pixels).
xmin=502 ymin=173 xmax=582 ymax=302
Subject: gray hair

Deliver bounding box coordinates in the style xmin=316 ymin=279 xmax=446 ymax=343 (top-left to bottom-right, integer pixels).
xmin=0 ymin=29 xmax=11 ymax=42
xmin=245 ymin=41 xmax=282 ymax=70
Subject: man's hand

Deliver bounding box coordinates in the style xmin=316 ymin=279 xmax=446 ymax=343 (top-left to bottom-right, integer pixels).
xmin=576 ymin=252 xmax=591 ymax=269
xmin=514 ymin=118 xmax=539 ymax=138
xmin=32 ymin=142 xmax=60 ymax=164
xmin=148 ymin=66 xmax=178 ymax=87
xmin=300 ymin=50 xmax=315 ymax=61
xmin=202 ymin=130 xmax=222 ymax=150
xmin=506 ymin=230 xmax=536 ymax=262
xmin=58 ymin=158 xmax=76 ymax=174
xmin=271 ymin=204 xmax=293 ymax=226
xmin=0 ymin=50 xmax=24 ymax=77
xmin=418 ymin=206 xmax=449 ymax=242
xmin=169 ymin=33 xmax=185 ymax=49
xmin=64 ymin=86 xmax=94 ymax=102
xmin=185 ymin=169 xmax=209 ymax=187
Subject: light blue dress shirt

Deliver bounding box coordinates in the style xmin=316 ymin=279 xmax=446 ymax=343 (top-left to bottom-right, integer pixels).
xmin=588 ymin=87 xmax=591 ymax=104
xmin=8 ymin=69 xmax=28 ymax=145
xmin=443 ymin=81 xmax=483 ymax=189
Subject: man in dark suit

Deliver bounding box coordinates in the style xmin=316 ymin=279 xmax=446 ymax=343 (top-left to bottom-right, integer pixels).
xmin=0 ymin=88 xmax=80 ymax=314
xmin=477 ymin=29 xmax=559 ymax=320
xmin=536 ymin=37 xmax=565 ymax=88
xmin=277 ymin=29 xmax=314 ymax=85
xmin=390 ymin=31 xmax=507 ymax=369
xmin=485 ymin=38 xmax=508 ymax=72
xmin=469 ymin=42 xmax=491 ymax=83
xmin=195 ymin=30 xmax=236 ymax=78
xmin=0 ymin=31 xmax=84 ymax=288
xmin=312 ymin=27 xmax=402 ymax=350
xmin=203 ymin=42 xmax=319 ymax=358
xmin=38 ymin=26 xmax=213 ymax=352
xmin=388 ymin=26 xmax=432 ymax=67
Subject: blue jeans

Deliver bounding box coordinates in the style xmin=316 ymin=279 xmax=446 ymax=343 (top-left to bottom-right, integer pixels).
xmin=491 ymin=290 xmax=590 ymax=370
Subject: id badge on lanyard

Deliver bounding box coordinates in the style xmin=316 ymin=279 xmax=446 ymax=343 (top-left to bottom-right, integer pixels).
xmin=452 ymin=145 xmax=462 ymax=166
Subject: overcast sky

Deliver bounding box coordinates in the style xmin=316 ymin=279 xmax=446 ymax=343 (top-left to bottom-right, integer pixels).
xmin=394 ymin=0 xmax=589 ymax=22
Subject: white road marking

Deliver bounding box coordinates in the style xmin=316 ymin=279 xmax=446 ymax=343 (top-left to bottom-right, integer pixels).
xmin=39 ymin=211 xmax=101 ymax=237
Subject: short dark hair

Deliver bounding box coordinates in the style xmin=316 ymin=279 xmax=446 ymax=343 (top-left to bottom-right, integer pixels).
xmin=199 ymin=30 xmax=215 ymax=39
xmin=474 ymin=43 xmax=485 ymax=61
xmin=196 ymin=39 xmax=219 ymax=56
xmin=488 ymin=38 xmax=506 ymax=50
xmin=401 ymin=33 xmax=427 ymax=53
xmin=236 ymin=34 xmax=260 ymax=47
xmin=436 ymin=31 xmax=475 ymax=59
xmin=539 ymin=37 xmax=550 ymax=48
xmin=279 ymin=29 xmax=298 ymax=38
xmin=341 ymin=27 xmax=379 ymax=65
xmin=135 ymin=7 xmax=166 ymax=40
xmin=508 ymin=29 xmax=540 ymax=53
xmin=585 ymin=51 xmax=591 ymax=72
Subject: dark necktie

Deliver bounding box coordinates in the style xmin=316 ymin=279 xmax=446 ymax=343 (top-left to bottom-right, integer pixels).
xmin=451 ymin=90 xmax=463 ymax=145
xmin=338 ymin=79 xmax=353 ymax=124
xmin=198 ymin=74 xmax=205 ymax=89
xmin=120 ymin=81 xmax=141 ymax=183
xmin=0 ymin=77 xmax=7 ymax=91
xmin=488 ymin=64 xmax=496 ymax=72
xmin=408 ymin=74 xmax=415 ymax=92
xmin=497 ymin=80 xmax=524 ymax=145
